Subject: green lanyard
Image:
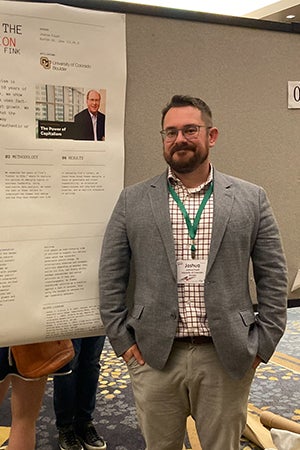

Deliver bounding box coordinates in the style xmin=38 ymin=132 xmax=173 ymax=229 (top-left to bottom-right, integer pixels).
xmin=168 ymin=181 xmax=213 ymax=259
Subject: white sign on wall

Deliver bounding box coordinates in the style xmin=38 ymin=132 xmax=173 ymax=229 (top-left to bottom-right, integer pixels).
xmin=288 ymin=81 xmax=300 ymax=109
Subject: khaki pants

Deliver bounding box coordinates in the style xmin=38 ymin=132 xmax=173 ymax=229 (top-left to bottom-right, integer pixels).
xmin=127 ymin=341 xmax=255 ymax=450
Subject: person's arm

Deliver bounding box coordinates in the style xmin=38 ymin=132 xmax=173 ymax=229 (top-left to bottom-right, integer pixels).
xmin=99 ymin=190 xmax=136 ymax=357
xmin=251 ymin=187 xmax=288 ymax=363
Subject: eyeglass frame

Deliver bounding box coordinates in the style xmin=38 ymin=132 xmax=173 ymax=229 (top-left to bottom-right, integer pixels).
xmin=160 ymin=124 xmax=212 ymax=142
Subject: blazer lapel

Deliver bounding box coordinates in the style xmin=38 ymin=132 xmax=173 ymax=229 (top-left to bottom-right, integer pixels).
xmin=148 ymin=172 xmax=177 ymax=280
xmin=206 ymin=170 xmax=234 ymax=275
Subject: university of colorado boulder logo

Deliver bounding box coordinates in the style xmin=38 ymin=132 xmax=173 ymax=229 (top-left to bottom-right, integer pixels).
xmin=40 ymin=56 xmax=51 ymax=69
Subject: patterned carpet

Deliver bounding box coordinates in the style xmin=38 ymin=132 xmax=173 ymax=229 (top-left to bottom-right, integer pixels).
xmin=0 ymin=308 xmax=299 ymax=450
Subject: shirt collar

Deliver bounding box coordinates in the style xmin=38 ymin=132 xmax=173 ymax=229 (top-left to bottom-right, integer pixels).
xmin=167 ymin=165 xmax=214 ymax=192
xmin=89 ymin=111 xmax=97 ymax=120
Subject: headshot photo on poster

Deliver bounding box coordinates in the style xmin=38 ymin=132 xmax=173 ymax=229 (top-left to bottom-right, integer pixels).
xmin=36 ymin=85 xmax=106 ymax=141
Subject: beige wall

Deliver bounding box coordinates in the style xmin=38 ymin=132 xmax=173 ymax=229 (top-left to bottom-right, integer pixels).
xmin=123 ymin=14 xmax=299 ymax=298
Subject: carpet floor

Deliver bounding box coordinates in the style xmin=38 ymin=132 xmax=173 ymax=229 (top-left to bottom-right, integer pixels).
xmin=0 ymin=308 xmax=299 ymax=450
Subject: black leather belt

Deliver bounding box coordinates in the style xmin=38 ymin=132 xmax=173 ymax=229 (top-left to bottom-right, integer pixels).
xmin=175 ymin=336 xmax=213 ymax=344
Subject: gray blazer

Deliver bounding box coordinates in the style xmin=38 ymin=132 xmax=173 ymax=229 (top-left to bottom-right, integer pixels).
xmin=99 ymin=169 xmax=288 ymax=379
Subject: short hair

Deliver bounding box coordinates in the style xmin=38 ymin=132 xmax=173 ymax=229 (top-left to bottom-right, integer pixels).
xmin=86 ymin=90 xmax=101 ymax=101
xmin=161 ymin=95 xmax=212 ymax=128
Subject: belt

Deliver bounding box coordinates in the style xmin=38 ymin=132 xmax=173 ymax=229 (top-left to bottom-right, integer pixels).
xmin=175 ymin=336 xmax=213 ymax=345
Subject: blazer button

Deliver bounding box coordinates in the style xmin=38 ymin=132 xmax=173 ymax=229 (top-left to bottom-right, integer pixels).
xmin=170 ymin=313 xmax=177 ymax=320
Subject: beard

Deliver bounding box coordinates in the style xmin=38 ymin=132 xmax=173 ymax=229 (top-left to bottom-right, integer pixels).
xmin=164 ymin=142 xmax=208 ymax=174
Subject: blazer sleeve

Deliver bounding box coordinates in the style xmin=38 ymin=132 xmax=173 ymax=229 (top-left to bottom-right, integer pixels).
xmin=99 ymin=189 xmax=136 ymax=356
xmin=251 ymin=187 xmax=288 ymax=363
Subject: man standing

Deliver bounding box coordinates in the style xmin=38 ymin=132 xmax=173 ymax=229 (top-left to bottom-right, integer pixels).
xmin=74 ymin=90 xmax=105 ymax=141
xmin=99 ymin=95 xmax=288 ymax=450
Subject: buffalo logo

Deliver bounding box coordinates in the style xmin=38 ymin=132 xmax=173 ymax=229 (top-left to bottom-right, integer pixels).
xmin=40 ymin=56 xmax=51 ymax=69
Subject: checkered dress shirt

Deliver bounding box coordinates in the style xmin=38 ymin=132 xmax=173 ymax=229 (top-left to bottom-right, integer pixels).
xmin=168 ymin=167 xmax=214 ymax=337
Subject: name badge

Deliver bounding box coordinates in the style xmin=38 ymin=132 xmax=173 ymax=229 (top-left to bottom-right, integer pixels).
xmin=177 ymin=259 xmax=208 ymax=284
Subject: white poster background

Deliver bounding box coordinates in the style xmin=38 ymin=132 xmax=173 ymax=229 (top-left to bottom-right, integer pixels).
xmin=0 ymin=1 xmax=126 ymax=345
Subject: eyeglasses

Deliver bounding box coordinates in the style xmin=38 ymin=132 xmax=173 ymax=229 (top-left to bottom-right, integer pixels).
xmin=160 ymin=124 xmax=211 ymax=142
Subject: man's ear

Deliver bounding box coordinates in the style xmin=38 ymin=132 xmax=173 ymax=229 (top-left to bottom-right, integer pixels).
xmin=208 ymin=127 xmax=218 ymax=147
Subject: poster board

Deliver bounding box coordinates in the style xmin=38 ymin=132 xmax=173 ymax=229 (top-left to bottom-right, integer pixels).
xmin=0 ymin=1 xmax=126 ymax=345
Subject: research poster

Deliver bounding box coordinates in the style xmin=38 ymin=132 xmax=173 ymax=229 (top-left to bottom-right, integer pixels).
xmin=0 ymin=1 xmax=126 ymax=345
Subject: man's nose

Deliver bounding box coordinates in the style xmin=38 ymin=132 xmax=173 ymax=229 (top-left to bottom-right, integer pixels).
xmin=175 ymin=129 xmax=187 ymax=142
